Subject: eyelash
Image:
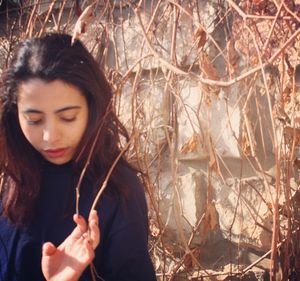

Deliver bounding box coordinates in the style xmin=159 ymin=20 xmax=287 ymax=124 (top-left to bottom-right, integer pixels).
xmin=61 ymin=117 xmax=76 ymax=122
xmin=26 ymin=117 xmax=76 ymax=125
xmin=27 ymin=120 xmax=42 ymax=125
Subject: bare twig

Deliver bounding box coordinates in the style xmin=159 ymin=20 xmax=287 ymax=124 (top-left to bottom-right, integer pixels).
xmin=88 ymin=136 xmax=134 ymax=214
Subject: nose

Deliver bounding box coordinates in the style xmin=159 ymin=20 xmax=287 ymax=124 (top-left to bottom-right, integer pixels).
xmin=42 ymin=121 xmax=61 ymax=144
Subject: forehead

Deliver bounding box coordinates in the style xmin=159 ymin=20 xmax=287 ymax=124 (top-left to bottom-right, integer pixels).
xmin=17 ymin=79 xmax=86 ymax=109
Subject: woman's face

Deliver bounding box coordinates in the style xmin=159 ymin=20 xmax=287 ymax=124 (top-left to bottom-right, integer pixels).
xmin=17 ymin=79 xmax=89 ymax=165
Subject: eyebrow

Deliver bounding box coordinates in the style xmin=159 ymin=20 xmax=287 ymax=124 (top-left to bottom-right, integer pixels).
xmin=22 ymin=106 xmax=82 ymax=114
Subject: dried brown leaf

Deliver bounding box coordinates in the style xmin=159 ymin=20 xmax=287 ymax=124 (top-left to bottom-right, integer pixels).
xmin=295 ymin=64 xmax=300 ymax=87
xmin=199 ymin=52 xmax=219 ymax=81
xmin=282 ymin=86 xmax=291 ymax=105
xmin=194 ymin=26 xmax=207 ymax=50
xmin=199 ymin=52 xmax=220 ymax=95
xmin=72 ymin=4 xmax=95 ymax=45
xmin=180 ymin=134 xmax=200 ymax=154
xmin=267 ymin=201 xmax=273 ymax=211
xmin=284 ymin=126 xmax=300 ymax=146
xmin=226 ymin=39 xmax=240 ymax=75
xmin=202 ymin=202 xmax=219 ymax=238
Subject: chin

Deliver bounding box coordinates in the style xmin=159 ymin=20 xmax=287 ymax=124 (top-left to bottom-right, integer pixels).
xmin=45 ymin=156 xmax=72 ymax=165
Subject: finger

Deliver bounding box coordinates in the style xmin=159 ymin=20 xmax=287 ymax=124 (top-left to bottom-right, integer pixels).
xmin=88 ymin=210 xmax=100 ymax=249
xmin=42 ymin=242 xmax=57 ymax=256
xmin=88 ymin=209 xmax=99 ymax=229
xmin=72 ymin=214 xmax=88 ymax=239
xmin=83 ymin=238 xmax=95 ymax=263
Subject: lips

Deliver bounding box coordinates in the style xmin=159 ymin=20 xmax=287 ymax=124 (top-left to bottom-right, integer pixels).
xmin=43 ymin=148 xmax=68 ymax=158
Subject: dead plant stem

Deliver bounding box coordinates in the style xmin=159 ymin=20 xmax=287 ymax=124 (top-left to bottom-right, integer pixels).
xmin=89 ymin=137 xmax=134 ymax=214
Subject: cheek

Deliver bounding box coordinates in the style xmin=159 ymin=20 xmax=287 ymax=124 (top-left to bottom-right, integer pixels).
xmin=71 ymin=119 xmax=88 ymax=145
xmin=68 ymin=114 xmax=88 ymax=151
xmin=18 ymin=118 xmax=39 ymax=147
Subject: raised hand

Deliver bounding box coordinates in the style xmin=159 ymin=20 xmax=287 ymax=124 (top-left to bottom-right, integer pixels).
xmin=41 ymin=210 xmax=100 ymax=281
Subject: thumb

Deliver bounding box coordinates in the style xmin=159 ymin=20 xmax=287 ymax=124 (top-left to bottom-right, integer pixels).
xmin=42 ymin=242 xmax=57 ymax=256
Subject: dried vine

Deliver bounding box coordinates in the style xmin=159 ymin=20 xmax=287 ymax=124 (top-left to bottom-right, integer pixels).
xmin=1 ymin=0 xmax=300 ymax=280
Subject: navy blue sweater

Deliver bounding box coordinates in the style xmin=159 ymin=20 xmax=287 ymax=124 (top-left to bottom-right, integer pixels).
xmin=0 ymin=161 xmax=156 ymax=281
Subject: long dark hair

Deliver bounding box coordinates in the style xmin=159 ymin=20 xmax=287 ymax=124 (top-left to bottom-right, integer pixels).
xmin=0 ymin=33 xmax=131 ymax=224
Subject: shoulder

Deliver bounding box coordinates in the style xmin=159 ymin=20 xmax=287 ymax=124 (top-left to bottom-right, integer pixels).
xmin=116 ymin=164 xmax=149 ymax=217
xmin=95 ymin=162 xmax=148 ymax=212
xmin=97 ymin=163 xmax=149 ymax=232
xmin=113 ymin=164 xmax=145 ymax=201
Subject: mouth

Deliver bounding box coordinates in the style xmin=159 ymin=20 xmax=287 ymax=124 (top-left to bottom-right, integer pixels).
xmin=43 ymin=148 xmax=69 ymax=158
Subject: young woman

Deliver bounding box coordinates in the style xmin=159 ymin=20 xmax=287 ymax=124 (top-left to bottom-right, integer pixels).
xmin=0 ymin=33 xmax=156 ymax=281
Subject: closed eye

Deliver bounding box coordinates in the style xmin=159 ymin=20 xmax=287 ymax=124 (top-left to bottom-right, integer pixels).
xmin=27 ymin=119 xmax=43 ymax=125
xmin=61 ymin=116 xmax=76 ymax=122
xmin=58 ymin=108 xmax=79 ymax=123
xmin=23 ymin=113 xmax=43 ymax=125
